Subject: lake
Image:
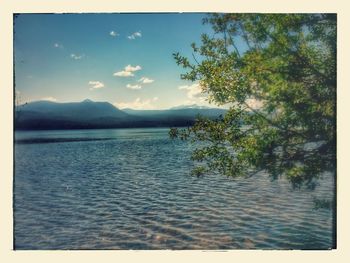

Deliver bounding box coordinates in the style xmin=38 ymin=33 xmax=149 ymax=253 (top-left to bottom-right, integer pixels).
xmin=14 ymin=128 xmax=335 ymax=249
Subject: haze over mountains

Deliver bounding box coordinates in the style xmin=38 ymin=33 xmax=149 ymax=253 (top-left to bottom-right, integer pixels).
xmin=15 ymin=100 xmax=227 ymax=130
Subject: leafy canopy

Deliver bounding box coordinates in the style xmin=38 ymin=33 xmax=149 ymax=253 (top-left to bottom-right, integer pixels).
xmin=171 ymin=14 xmax=336 ymax=189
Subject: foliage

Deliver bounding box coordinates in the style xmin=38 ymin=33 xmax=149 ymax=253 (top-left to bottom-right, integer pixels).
xmin=171 ymin=14 xmax=336 ymax=189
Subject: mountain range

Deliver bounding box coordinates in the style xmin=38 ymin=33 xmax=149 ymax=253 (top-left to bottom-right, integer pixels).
xmin=15 ymin=100 xmax=227 ymax=130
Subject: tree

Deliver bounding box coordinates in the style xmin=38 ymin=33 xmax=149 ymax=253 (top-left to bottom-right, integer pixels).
xmin=171 ymin=14 xmax=336 ymax=189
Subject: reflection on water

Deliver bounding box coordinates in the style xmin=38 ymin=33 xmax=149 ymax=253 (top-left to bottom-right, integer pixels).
xmin=14 ymin=128 xmax=335 ymax=249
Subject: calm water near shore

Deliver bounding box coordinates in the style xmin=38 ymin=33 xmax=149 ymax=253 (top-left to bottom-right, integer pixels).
xmin=14 ymin=128 xmax=335 ymax=249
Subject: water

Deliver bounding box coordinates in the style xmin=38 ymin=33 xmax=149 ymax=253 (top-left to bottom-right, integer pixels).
xmin=14 ymin=128 xmax=335 ymax=250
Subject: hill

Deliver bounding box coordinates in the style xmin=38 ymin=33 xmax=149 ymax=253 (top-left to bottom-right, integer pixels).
xmin=15 ymin=100 xmax=227 ymax=130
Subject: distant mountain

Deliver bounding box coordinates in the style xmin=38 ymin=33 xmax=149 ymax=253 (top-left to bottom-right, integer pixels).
xmin=169 ymin=104 xmax=212 ymax=110
xmin=17 ymin=99 xmax=128 ymax=120
xmin=15 ymin=100 xmax=130 ymax=129
xmin=123 ymin=106 xmax=227 ymax=118
xmin=15 ymin=100 xmax=227 ymax=130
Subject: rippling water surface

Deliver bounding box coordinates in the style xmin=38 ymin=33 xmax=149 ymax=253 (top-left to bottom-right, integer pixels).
xmin=14 ymin=128 xmax=335 ymax=250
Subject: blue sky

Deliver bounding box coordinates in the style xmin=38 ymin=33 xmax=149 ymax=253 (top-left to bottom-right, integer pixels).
xmin=14 ymin=13 xmax=219 ymax=109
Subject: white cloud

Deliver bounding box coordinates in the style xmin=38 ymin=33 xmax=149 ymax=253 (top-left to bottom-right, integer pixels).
xmin=113 ymin=64 xmax=142 ymax=77
xmin=114 ymin=97 xmax=158 ymax=110
xmin=127 ymin=31 xmax=142 ymax=40
xmin=110 ymin=31 xmax=119 ymax=37
xmin=53 ymin=43 xmax=63 ymax=48
xmin=245 ymin=98 xmax=264 ymax=110
xmin=70 ymin=53 xmax=84 ymax=60
xmin=178 ymin=83 xmax=203 ymax=99
xmin=125 ymin=65 xmax=142 ymax=72
xmin=126 ymin=84 xmax=142 ymax=90
xmin=138 ymin=77 xmax=154 ymax=84
xmin=113 ymin=71 xmax=134 ymax=77
xmin=41 ymin=96 xmax=57 ymax=102
xmin=184 ymin=97 xmax=207 ymax=105
xmin=88 ymin=81 xmax=105 ymax=90
xmin=177 ymin=82 xmax=212 ymax=106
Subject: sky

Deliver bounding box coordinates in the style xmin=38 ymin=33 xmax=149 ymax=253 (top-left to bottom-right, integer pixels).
xmin=14 ymin=13 xmax=220 ymax=110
